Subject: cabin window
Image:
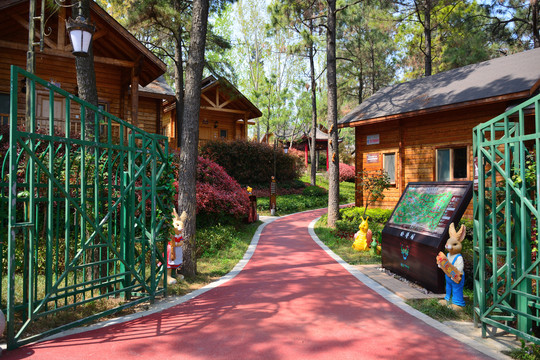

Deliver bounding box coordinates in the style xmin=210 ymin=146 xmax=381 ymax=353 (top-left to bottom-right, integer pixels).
xmin=37 ymin=95 xmax=66 ymax=121
xmin=98 ymin=102 xmax=109 ymax=134
xmin=220 ymin=129 xmax=228 ymax=139
xmin=0 ymin=93 xmax=9 ymax=126
xmin=383 ymin=152 xmax=396 ymax=184
xmin=436 ymin=147 xmax=468 ymax=181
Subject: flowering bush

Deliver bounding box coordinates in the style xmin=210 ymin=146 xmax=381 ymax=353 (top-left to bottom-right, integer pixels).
xmin=339 ymin=163 xmax=356 ymax=182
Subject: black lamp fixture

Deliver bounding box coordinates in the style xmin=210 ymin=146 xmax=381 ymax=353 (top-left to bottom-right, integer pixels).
xmin=66 ymin=16 xmax=95 ymax=57
xmin=283 ymin=143 xmax=289 ymax=154
xmin=214 ymin=121 xmax=218 ymax=129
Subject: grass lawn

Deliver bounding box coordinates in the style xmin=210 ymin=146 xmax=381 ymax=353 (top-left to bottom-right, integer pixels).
xmin=313 ymin=209 xmax=476 ymax=324
xmin=314 ymin=216 xmax=381 ymax=265
xmin=167 ymin=221 xmax=261 ymax=296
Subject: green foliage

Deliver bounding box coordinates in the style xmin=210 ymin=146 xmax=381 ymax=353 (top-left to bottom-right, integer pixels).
xmin=506 ymin=340 xmax=540 ymax=360
xmin=196 ymin=224 xmax=240 ymax=258
xmin=302 ymin=185 xmax=327 ymax=197
xmin=257 ymin=192 xmax=329 ymax=214
xmin=337 ymin=0 xmax=396 ymax=108
xmin=357 ymin=169 xmax=391 ymax=217
xmin=406 ymin=296 xmax=474 ymax=322
xmin=199 ymin=139 xmax=303 ymax=184
xmin=315 ymin=215 xmax=381 ymax=265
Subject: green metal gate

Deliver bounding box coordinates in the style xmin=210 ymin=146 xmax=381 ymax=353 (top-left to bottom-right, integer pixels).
xmin=473 ymin=92 xmax=540 ymax=343
xmin=0 ymin=66 xmax=173 ymax=349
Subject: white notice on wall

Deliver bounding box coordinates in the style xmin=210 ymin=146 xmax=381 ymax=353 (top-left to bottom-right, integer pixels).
xmin=367 ymin=134 xmax=379 ymax=145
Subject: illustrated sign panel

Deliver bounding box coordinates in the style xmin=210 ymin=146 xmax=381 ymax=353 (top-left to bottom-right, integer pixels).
xmin=382 ymin=181 xmax=473 ymax=293
xmin=387 ymin=185 xmax=469 ymax=238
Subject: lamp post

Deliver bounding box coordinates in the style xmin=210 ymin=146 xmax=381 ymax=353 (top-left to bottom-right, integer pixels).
xmin=283 ymin=142 xmax=289 ymax=154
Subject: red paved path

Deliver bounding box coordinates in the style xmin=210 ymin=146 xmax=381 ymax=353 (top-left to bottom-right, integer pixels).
xmin=5 ymin=209 xmax=493 ymax=359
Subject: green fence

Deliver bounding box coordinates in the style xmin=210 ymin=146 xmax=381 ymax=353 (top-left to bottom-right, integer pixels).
xmin=473 ymin=92 xmax=540 ymax=343
xmin=0 ymin=66 xmax=173 ymax=349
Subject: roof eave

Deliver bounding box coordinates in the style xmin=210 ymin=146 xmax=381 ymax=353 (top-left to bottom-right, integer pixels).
xmin=338 ymin=90 xmax=531 ymax=128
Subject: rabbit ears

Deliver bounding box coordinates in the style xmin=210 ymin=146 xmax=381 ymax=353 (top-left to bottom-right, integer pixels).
xmin=448 ymin=223 xmax=466 ymax=242
xmin=173 ymin=208 xmax=188 ymax=223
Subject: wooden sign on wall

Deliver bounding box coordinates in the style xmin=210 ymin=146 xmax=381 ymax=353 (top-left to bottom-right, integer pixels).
xmin=364 ymin=152 xmax=382 ymax=171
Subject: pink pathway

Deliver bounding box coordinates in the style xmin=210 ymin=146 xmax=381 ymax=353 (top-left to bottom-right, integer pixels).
xmin=5 ymin=208 xmax=493 ymax=360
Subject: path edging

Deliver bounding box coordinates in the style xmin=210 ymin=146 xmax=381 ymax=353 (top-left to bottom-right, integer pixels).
xmin=38 ymin=217 xmax=278 ymax=343
xmin=307 ymin=217 xmax=510 ymax=360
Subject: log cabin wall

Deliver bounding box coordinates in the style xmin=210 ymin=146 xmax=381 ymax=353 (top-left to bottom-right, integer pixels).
xmin=0 ymin=0 xmax=168 ymax=138
xmin=0 ymin=46 xmax=165 ymax=137
xmin=162 ymin=101 xmax=252 ymax=150
xmin=354 ymin=103 xmax=509 ymax=218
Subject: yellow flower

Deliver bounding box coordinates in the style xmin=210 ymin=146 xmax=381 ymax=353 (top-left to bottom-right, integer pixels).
xmin=247 ymin=186 xmax=252 ymax=194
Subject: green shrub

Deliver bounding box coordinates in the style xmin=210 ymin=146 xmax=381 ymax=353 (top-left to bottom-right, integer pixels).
xmin=302 ymin=185 xmax=327 ymax=197
xmin=196 ymin=224 xmax=238 ymax=258
xmin=339 ymin=206 xmax=392 ymax=224
xmin=458 ymin=218 xmax=474 ymax=290
xmin=199 ymin=139 xmax=304 ymax=185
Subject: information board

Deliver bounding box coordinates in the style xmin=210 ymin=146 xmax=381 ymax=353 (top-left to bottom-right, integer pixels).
xmin=381 ymin=181 xmax=473 ymax=292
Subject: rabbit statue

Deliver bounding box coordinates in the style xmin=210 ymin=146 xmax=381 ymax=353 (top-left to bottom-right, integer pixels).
xmin=352 ymin=216 xmax=372 ymax=251
xmin=167 ymin=208 xmax=187 ymax=285
xmin=436 ymin=222 xmax=466 ymax=309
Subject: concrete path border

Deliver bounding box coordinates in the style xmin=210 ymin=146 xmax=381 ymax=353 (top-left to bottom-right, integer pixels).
xmin=9 ymin=209 xmax=513 ymax=360
xmin=307 ymin=217 xmax=511 ymax=360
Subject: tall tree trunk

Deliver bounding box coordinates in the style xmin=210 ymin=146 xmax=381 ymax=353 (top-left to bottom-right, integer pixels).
xmin=72 ymin=0 xmax=102 ymax=289
xmin=309 ymin=22 xmax=317 ymax=186
xmin=178 ymin=0 xmax=209 ymax=277
xmin=175 ymin=24 xmax=184 ymax=148
xmin=327 ymin=0 xmax=339 ymax=228
xmin=424 ymin=0 xmax=432 ymax=76
xmin=532 ymin=0 xmax=539 ymax=48
xmin=358 ymin=63 xmax=363 ymax=104
xmin=74 ymin=0 xmax=98 ymax=139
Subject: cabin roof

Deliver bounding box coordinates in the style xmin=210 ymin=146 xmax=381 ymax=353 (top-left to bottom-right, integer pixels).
xmin=139 ymin=75 xmax=175 ymax=100
xmin=164 ymin=75 xmax=262 ymax=120
xmin=339 ymin=48 xmax=540 ymax=126
xmin=0 ymin=0 xmax=167 ymax=87
xmin=201 ymin=75 xmax=263 ymax=119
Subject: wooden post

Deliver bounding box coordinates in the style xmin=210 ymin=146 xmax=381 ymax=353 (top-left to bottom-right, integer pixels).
xmin=244 ymin=113 xmax=248 ymax=139
xmin=269 ymin=176 xmax=276 ymax=215
xmin=131 ymin=63 xmax=140 ymax=128
xmin=304 ymin=142 xmax=308 ymax=168
xmin=57 ymin=7 xmax=66 ymax=50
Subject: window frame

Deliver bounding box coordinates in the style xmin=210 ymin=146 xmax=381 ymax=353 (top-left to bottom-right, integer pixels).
xmin=383 ymin=152 xmax=397 ymax=185
xmin=0 ymin=93 xmax=9 ymax=126
xmin=435 ymin=145 xmax=469 ymax=181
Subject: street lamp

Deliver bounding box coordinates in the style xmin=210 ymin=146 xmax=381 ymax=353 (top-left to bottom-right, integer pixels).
xmin=283 ymin=142 xmax=289 ymax=154
xmin=66 ymin=16 xmax=95 ymax=57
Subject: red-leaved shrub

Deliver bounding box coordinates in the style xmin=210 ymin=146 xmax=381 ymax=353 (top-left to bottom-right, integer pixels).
xmin=171 ymin=152 xmax=250 ymax=219
xmin=196 ymin=157 xmax=250 ymax=218
xmin=339 ymin=163 xmax=356 ymax=182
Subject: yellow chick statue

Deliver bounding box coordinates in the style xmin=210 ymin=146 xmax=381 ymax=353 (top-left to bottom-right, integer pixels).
xmin=352 ymin=216 xmax=370 ymax=251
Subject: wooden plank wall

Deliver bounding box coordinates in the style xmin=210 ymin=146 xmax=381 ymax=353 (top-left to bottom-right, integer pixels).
xmin=1 ymin=47 xmax=161 ymax=136
xmin=354 ymin=104 xmax=509 ymax=218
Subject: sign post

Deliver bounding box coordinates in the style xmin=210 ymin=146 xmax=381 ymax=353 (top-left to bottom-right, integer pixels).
xmin=381 ymin=181 xmax=473 ymax=293
xmin=270 ymin=176 xmax=277 ymax=216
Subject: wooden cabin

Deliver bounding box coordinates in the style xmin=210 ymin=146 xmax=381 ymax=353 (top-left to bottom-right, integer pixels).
xmin=0 ymin=0 xmax=169 ymax=135
xmin=162 ymin=75 xmax=262 ymax=148
xmin=339 ymin=48 xmax=540 ymax=212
